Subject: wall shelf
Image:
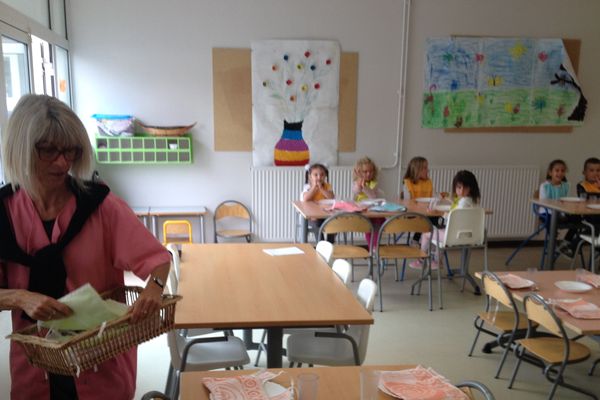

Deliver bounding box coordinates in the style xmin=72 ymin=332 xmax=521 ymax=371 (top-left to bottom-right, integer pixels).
xmin=95 ymin=136 xmax=192 ymax=164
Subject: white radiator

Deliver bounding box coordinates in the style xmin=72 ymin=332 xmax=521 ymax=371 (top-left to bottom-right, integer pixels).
xmin=428 ymin=165 xmax=540 ymax=239
xmin=252 ymin=166 xmax=354 ymax=241
xmin=252 ymin=165 xmax=540 ymax=241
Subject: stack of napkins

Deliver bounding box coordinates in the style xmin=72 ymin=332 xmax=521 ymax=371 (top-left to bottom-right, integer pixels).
xmin=578 ymin=273 xmax=600 ymax=288
xmin=497 ymin=274 xmax=534 ymax=289
xmin=203 ymin=371 xmax=289 ymax=400
xmin=379 ymin=366 xmax=469 ymax=400
xmin=556 ymin=299 xmax=600 ymax=319
xmin=325 ymin=201 xmax=367 ymax=213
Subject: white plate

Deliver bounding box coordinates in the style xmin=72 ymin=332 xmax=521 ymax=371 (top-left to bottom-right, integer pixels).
xmin=415 ymin=197 xmax=434 ymax=203
xmin=587 ymin=204 xmax=600 ymax=210
xmin=264 ymin=382 xmax=290 ymax=398
xmin=560 ymin=197 xmax=584 ymax=202
xmin=434 ymin=204 xmax=451 ymax=212
xmin=554 ymin=280 xmax=593 ymax=293
xmin=359 ymin=198 xmax=385 ymax=206
xmin=317 ymin=199 xmax=335 ymax=206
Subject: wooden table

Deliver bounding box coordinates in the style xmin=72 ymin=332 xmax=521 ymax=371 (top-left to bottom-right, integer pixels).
xmin=180 ymin=366 xmax=408 ymax=400
xmin=531 ymin=198 xmax=600 ymax=270
xmin=175 ymin=243 xmax=373 ymax=368
xmin=475 ymin=270 xmax=600 ymax=335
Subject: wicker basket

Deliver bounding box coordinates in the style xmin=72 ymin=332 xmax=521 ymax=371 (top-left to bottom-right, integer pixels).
xmin=8 ymin=286 xmax=181 ymax=376
xmin=137 ymin=122 xmax=196 ymax=137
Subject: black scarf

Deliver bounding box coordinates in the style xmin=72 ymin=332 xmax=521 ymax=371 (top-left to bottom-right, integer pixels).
xmin=0 ymin=180 xmax=109 ymax=319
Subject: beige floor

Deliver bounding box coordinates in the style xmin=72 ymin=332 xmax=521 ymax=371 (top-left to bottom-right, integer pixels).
xmin=1 ymin=246 xmax=599 ymax=399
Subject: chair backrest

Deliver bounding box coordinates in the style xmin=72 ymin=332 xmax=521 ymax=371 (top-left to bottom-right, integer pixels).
xmin=214 ymin=200 xmax=251 ymax=221
xmin=319 ymin=212 xmax=374 ymax=236
xmin=350 ymin=278 xmax=377 ymax=364
xmin=523 ymin=293 xmax=565 ymax=338
xmin=163 ymin=220 xmax=192 ymax=245
xmin=481 ymin=272 xmax=517 ymax=310
xmin=380 ymin=212 xmax=433 ymax=236
xmin=166 ymin=243 xmax=180 ymax=294
xmin=316 ymin=240 xmax=334 ymax=264
xmin=443 ymin=208 xmax=486 ymax=247
xmin=331 ymin=259 xmax=351 ymax=285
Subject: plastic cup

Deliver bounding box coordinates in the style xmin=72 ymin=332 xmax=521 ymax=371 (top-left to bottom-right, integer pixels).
xmin=526 ymin=267 xmax=537 ymax=279
xmin=575 ymin=268 xmax=586 ymax=282
xmin=297 ymin=373 xmax=319 ymax=400
xmin=360 ymin=369 xmax=381 ymax=400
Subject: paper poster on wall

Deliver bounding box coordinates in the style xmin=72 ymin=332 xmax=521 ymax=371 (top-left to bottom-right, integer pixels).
xmin=252 ymin=40 xmax=340 ymax=167
xmin=422 ymin=37 xmax=586 ymax=129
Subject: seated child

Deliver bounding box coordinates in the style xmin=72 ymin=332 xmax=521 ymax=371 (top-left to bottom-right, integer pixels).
xmin=403 ymin=156 xmax=433 ymax=200
xmin=411 ymin=170 xmax=481 ymax=269
xmin=352 ymin=157 xmax=384 ymax=250
xmin=301 ymin=163 xmax=335 ymax=243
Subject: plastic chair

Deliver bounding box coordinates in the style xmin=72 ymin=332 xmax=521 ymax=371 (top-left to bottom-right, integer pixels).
xmin=468 ymin=272 xmax=534 ymax=379
xmin=375 ymin=213 xmax=435 ymax=311
xmin=455 ymin=381 xmax=496 ymax=400
xmin=508 ymin=293 xmax=594 ymax=400
xmin=213 ymin=200 xmax=252 ymax=243
xmin=319 ymin=212 xmax=374 ymax=281
xmin=315 ymin=240 xmax=334 ymax=265
xmin=286 ymin=278 xmax=377 ymax=367
xmin=331 ymin=259 xmax=352 ymax=285
xmin=431 ymin=207 xmax=487 ymax=293
xmin=162 ymin=220 xmax=192 ymax=245
xmin=573 ymin=220 xmax=600 ymax=273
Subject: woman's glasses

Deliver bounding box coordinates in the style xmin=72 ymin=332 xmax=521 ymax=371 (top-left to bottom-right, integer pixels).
xmin=35 ymin=143 xmax=83 ymax=162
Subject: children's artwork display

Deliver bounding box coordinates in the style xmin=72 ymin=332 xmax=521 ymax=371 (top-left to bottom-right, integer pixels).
xmin=252 ymin=40 xmax=340 ymax=167
xmin=422 ymin=37 xmax=586 ymax=129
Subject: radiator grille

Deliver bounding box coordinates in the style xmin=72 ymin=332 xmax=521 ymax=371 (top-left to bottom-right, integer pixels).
xmin=252 ymin=165 xmax=540 ymax=241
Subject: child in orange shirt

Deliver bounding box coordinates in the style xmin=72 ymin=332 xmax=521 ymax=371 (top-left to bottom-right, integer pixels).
xmin=302 ymin=163 xmax=335 ymax=242
xmin=403 ymin=156 xmax=433 ymax=200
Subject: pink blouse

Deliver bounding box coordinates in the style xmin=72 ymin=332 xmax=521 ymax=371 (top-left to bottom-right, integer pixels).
xmin=0 ymin=188 xmax=170 ymax=400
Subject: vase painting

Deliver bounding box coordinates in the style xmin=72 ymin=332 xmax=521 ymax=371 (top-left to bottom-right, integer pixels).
xmin=274 ymin=120 xmax=309 ymax=166
xmin=252 ymin=40 xmax=340 ymax=167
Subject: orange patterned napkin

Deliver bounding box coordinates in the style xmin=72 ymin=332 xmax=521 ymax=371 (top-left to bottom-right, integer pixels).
xmin=203 ymin=371 xmax=289 ymax=400
xmin=498 ymin=274 xmax=534 ymax=289
xmin=557 ymin=299 xmax=600 ymax=319
xmin=378 ymin=366 xmax=469 ymax=400
xmin=325 ymin=201 xmax=367 ymax=212
xmin=578 ymin=273 xmax=600 ymax=288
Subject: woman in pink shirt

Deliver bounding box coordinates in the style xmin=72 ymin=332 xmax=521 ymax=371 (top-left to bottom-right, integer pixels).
xmin=0 ymin=95 xmax=170 ymax=400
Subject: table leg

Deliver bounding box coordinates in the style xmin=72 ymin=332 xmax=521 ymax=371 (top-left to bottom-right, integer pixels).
xmin=200 ymin=215 xmax=205 ymax=243
xmin=302 ymin=217 xmax=309 ymax=243
xmin=266 ymin=327 xmax=283 ymax=368
xmin=545 ymin=211 xmax=558 ymax=270
xmin=151 ymin=216 xmax=159 ymax=238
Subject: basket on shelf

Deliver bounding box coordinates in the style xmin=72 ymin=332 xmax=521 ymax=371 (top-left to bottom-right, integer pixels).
xmin=137 ymin=121 xmax=196 ymax=137
xmin=7 ymin=286 xmax=181 ymax=376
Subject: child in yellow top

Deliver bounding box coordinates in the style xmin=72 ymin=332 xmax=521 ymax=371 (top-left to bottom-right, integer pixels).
xmin=302 ymin=163 xmax=335 ymax=242
xmin=352 ymin=157 xmax=384 ymax=251
xmin=577 ymin=157 xmax=600 ymax=200
xmin=352 ymin=157 xmax=383 ymax=201
xmin=403 ymin=156 xmax=433 ymax=200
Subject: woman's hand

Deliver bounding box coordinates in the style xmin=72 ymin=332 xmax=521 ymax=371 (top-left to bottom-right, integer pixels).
xmin=17 ymin=290 xmax=72 ymax=321
xmin=130 ymin=262 xmax=170 ymax=323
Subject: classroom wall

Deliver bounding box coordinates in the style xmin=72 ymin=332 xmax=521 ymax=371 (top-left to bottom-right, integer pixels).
xmin=68 ymin=0 xmax=600 ymax=239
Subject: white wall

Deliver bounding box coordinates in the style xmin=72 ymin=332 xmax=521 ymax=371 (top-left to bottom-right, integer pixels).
xmin=69 ymin=0 xmax=600 ymax=238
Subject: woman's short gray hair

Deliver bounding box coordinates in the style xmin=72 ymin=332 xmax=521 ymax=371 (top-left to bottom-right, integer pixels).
xmin=1 ymin=94 xmax=93 ymax=199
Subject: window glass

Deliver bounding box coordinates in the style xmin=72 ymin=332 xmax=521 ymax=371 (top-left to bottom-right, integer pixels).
xmin=0 ymin=0 xmax=49 ymax=29
xmin=2 ymin=35 xmax=30 ymax=113
xmin=55 ymin=45 xmax=70 ymax=104
xmin=49 ymin=0 xmax=66 ymax=38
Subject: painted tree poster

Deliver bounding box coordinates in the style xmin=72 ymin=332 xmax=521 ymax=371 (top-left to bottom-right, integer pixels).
xmin=422 ymin=37 xmax=586 ymax=129
xmin=252 ymin=40 xmax=340 ymax=167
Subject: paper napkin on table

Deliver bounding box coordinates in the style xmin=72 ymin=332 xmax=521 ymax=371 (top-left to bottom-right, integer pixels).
xmin=578 ymin=273 xmax=600 ymax=288
xmin=262 ymin=247 xmax=304 ymax=256
xmin=556 ymin=299 xmax=600 ymax=319
xmin=378 ymin=365 xmax=469 ymax=400
xmin=325 ymin=201 xmax=367 ymax=213
xmin=369 ymin=202 xmax=407 ymax=212
xmin=497 ymin=274 xmax=534 ymax=289
xmin=203 ymin=371 xmax=289 ymax=400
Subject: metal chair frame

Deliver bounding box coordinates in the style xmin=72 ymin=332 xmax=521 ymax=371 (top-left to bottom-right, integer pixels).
xmin=213 ymin=200 xmax=252 ymax=243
